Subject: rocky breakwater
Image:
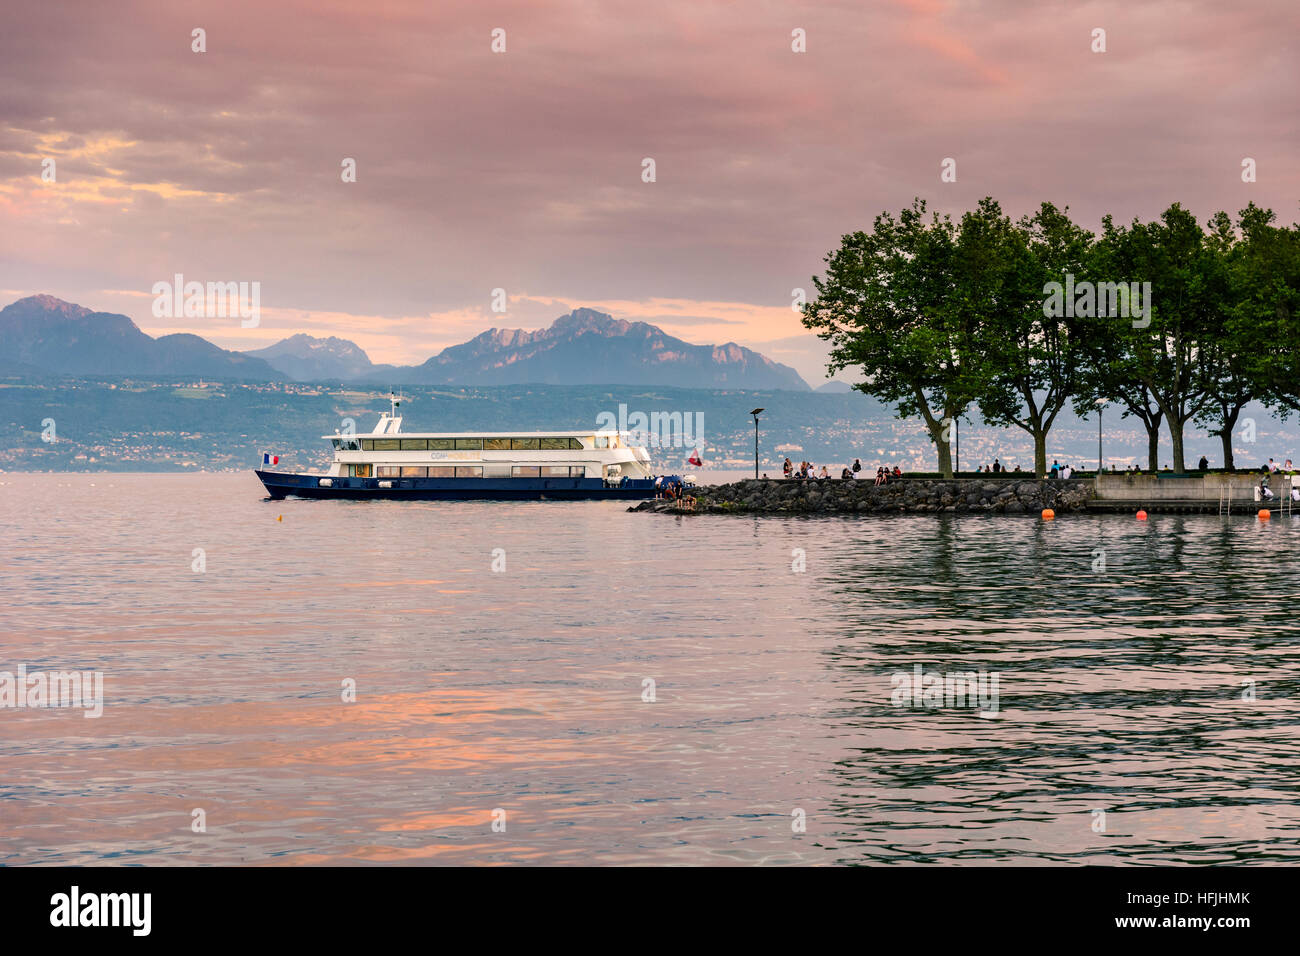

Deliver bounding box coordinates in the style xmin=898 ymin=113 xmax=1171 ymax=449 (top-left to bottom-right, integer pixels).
xmin=631 ymin=477 xmax=1094 ymax=516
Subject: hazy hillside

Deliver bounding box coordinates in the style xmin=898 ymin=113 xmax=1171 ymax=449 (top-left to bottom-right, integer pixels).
xmin=3 ymin=376 xmax=1296 ymax=475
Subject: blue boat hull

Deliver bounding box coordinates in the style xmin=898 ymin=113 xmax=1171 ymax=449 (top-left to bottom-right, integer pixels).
xmin=255 ymin=469 xmax=664 ymax=501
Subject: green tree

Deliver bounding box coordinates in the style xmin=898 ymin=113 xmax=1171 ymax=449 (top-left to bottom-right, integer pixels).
xmin=1091 ymin=205 xmax=1219 ymax=473
xmin=1236 ymin=205 xmax=1300 ymax=422
xmin=975 ymin=202 xmax=1092 ymax=477
xmin=1192 ymin=207 xmax=1269 ymax=470
xmin=801 ymin=199 xmax=985 ymax=478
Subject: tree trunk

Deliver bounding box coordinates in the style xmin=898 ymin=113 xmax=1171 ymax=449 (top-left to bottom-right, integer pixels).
xmin=1033 ymin=432 xmax=1047 ymax=478
xmin=931 ymin=424 xmax=953 ymax=478
xmin=1146 ymin=424 xmax=1160 ymax=473
xmin=915 ymin=390 xmax=954 ymax=479
xmin=1169 ymin=419 xmax=1186 ymax=474
xmin=1219 ymin=405 xmax=1241 ymax=471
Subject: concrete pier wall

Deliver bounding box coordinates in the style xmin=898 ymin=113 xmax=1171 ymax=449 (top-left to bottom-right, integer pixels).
xmin=1093 ymin=473 xmax=1296 ymax=502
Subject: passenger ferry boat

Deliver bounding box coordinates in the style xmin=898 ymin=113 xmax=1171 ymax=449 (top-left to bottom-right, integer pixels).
xmin=254 ymin=396 xmax=686 ymax=501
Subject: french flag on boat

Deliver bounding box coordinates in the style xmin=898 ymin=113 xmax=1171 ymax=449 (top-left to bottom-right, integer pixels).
xmin=262 ymin=453 xmax=280 ymax=466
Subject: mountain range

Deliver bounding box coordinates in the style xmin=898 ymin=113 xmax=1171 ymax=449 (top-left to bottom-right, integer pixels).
xmin=0 ymin=294 xmax=281 ymax=380
xmin=1 ymin=297 xmax=810 ymax=390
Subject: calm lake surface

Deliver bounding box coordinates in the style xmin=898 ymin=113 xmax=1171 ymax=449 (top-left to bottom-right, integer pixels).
xmin=3 ymin=473 xmax=1299 ymax=866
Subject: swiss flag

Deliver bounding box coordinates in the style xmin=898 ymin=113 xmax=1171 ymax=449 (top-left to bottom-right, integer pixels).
xmin=688 ymin=449 xmax=703 ymax=467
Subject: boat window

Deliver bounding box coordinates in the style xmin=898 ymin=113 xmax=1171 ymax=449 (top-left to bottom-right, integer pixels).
xmin=455 ymin=438 xmax=483 ymax=450
xmin=539 ymin=437 xmax=569 ymax=450
xmin=429 ymin=438 xmax=454 ymax=450
xmin=376 ymin=466 xmax=400 ymax=477
xmin=511 ymin=438 xmax=540 ymax=450
xmin=455 ymin=466 xmax=483 ymax=477
xmin=594 ymin=435 xmax=610 ymax=449
xmin=360 ymin=439 xmax=375 ymax=451
xmin=354 ymin=464 xmax=372 ymax=478
xmin=428 ymin=466 xmax=455 ymax=478
xmin=569 ymin=466 xmax=587 ymax=477
xmin=541 ymin=466 xmax=572 ymax=477
xmin=401 ymin=466 xmax=427 ymax=477
xmin=569 ymin=438 xmax=585 ymax=449
xmin=512 ymin=466 xmax=541 ymax=477
xmin=373 ymin=438 xmax=401 ymax=451
xmin=401 ymin=439 xmax=428 ymax=450
xmin=482 ymin=438 xmax=510 ymax=450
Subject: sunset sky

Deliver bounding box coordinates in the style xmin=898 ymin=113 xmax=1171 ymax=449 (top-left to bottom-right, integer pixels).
xmin=1 ymin=0 xmax=1295 ymax=385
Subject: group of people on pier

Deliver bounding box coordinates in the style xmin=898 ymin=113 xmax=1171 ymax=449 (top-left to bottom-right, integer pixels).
xmin=782 ymin=458 xmax=903 ymax=483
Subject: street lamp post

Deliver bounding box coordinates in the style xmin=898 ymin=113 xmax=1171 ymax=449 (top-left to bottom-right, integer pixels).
xmin=750 ymin=408 xmax=764 ymax=479
xmin=1095 ymin=398 xmax=1108 ymax=474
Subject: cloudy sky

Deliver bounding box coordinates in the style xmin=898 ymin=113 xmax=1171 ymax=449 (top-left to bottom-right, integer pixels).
xmin=1 ymin=0 xmax=1295 ymax=385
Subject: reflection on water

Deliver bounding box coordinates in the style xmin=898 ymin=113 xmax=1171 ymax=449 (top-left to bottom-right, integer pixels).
xmin=1 ymin=474 xmax=1298 ymax=865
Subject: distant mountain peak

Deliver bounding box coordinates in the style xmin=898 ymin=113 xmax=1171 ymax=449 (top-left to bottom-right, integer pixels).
xmin=549 ymin=308 xmax=633 ymax=336
xmin=9 ymin=293 xmax=93 ymax=319
xmin=255 ymin=332 xmax=369 ymax=356
xmin=244 ymin=332 xmax=378 ymax=382
xmin=415 ymin=307 xmax=809 ymax=390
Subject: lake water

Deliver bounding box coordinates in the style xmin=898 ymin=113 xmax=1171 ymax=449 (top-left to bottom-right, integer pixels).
xmin=2 ymin=473 xmax=1298 ymax=865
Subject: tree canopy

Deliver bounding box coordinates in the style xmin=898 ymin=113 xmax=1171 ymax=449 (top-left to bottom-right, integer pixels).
xmin=803 ymin=197 xmax=1300 ymax=477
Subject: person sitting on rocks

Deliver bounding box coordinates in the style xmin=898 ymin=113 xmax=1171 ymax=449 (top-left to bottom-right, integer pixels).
xmin=892 ymin=466 xmax=902 ymax=478
xmin=841 ymin=466 xmax=853 ymax=480
xmin=874 ymin=467 xmax=886 ymax=486
xmin=819 ymin=465 xmax=830 ymax=480
xmin=783 ymin=457 xmax=792 ymax=478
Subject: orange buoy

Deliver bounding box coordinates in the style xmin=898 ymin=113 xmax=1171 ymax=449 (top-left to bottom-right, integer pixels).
xmin=1041 ymin=508 xmax=1055 ymax=520
xmin=1136 ymin=510 xmax=1147 ymax=521
xmin=1258 ymin=509 xmax=1271 ymax=520
xmin=277 ymin=515 xmax=283 ymax=522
